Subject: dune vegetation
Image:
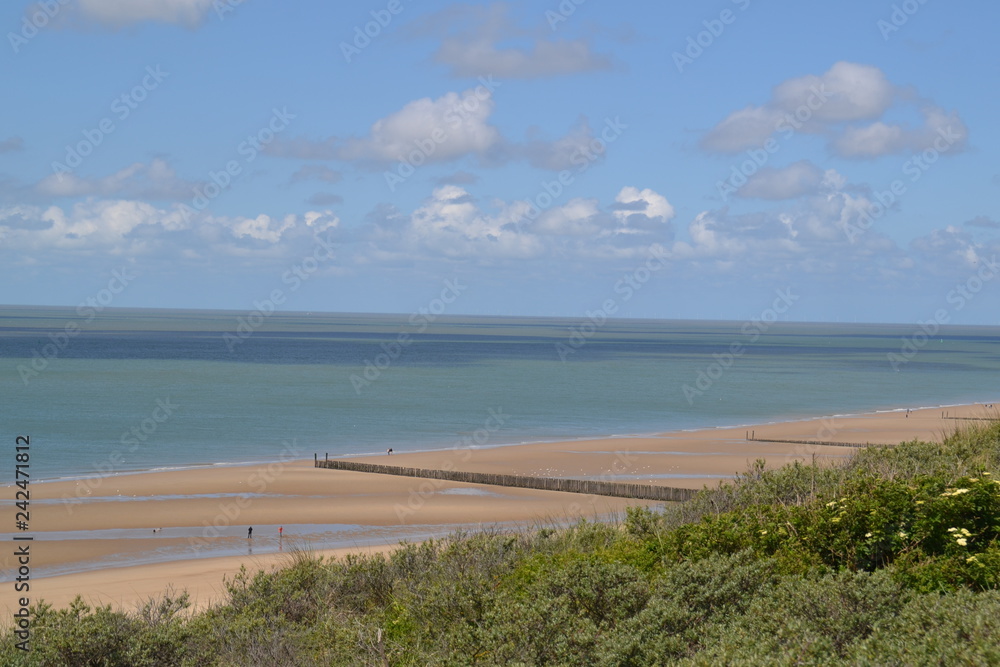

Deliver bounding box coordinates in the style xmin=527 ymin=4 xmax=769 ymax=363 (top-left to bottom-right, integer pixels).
xmin=6 ymin=421 xmax=1000 ymax=665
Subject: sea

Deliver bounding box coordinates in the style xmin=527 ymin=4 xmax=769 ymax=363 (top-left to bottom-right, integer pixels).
xmin=2 ymin=305 xmax=999 ymax=482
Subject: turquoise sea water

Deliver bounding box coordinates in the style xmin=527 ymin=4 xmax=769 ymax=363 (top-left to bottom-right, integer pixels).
xmin=2 ymin=306 xmax=998 ymax=481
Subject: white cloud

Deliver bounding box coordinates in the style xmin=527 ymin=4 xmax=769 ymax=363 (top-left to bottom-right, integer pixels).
xmin=336 ymin=89 xmax=501 ymax=165
xmin=521 ymin=117 xmax=597 ymax=171
xmin=0 ymin=198 xmax=340 ymax=257
xmin=360 ymin=185 xmax=675 ymax=264
xmin=534 ymin=198 xmax=602 ymax=237
xmin=701 ymin=61 xmax=967 ymax=160
xmin=832 ymin=107 xmax=968 ymax=159
xmin=71 ymin=0 xmax=216 ymax=28
xmin=35 ymin=159 xmax=198 ymax=200
xmin=613 ymin=186 xmax=675 ymax=225
xmin=773 ymin=61 xmax=893 ymax=123
xmin=410 ymin=3 xmax=611 ymax=79
xmin=436 ymin=37 xmax=612 ymax=79
xmin=909 ymin=225 xmax=998 ymax=275
xmin=280 ymin=90 xmax=598 ymax=172
xmin=736 ymin=161 xmax=832 ymax=200
xmin=700 ymin=106 xmax=785 ymax=155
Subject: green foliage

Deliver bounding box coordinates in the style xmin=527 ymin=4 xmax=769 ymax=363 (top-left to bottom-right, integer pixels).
xmin=4 ymin=420 xmax=999 ymax=664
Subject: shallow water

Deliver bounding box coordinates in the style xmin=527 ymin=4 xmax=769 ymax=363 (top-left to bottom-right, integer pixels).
xmin=3 ymin=306 xmax=998 ymax=481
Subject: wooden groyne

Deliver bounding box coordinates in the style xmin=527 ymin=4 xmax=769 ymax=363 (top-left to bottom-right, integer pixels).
xmin=745 ymin=436 xmax=894 ymax=449
xmin=313 ymin=456 xmax=696 ymax=502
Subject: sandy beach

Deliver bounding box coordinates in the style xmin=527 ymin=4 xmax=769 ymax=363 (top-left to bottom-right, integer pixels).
xmin=2 ymin=402 xmax=996 ymax=614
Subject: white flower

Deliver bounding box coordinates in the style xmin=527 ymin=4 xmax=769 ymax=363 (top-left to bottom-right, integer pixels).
xmin=957 ymin=538 xmax=968 ymax=546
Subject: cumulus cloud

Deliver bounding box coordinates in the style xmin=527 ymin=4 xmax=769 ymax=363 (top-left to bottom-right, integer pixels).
xmin=271 ymin=88 xmax=598 ymax=173
xmin=909 ymin=225 xmax=999 ymax=275
xmin=521 ymin=117 xmax=598 ymax=171
xmin=701 ymin=61 xmax=968 ymax=159
xmin=832 ymin=107 xmax=968 ymax=159
xmin=611 ymin=186 xmax=675 ymax=233
xmin=409 ymin=3 xmax=611 ymax=79
xmin=0 ymin=198 xmax=340 ymax=258
xmin=54 ymin=0 xmax=217 ymax=28
xmin=735 ymin=161 xmax=842 ymax=200
xmin=336 ymin=88 xmax=502 ymax=165
xmin=359 ymin=184 xmax=675 ymax=265
xmin=34 ymin=159 xmax=198 ymax=200
xmin=663 ymin=171 xmax=932 ymax=283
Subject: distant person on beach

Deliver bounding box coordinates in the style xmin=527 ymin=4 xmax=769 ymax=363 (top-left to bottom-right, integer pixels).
xmin=247 ymin=526 xmax=253 ymax=539
xmin=279 ymin=526 xmax=283 ymax=538
xmin=387 ymin=448 xmax=393 ymax=455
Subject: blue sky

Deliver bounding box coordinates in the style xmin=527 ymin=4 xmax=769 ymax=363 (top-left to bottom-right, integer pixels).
xmin=1 ymin=0 xmax=998 ymax=324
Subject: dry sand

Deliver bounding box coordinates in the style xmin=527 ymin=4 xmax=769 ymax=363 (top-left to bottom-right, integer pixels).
xmin=2 ymin=402 xmax=995 ymax=614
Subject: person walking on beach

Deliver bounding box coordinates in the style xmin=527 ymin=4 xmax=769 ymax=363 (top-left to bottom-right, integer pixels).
xmin=247 ymin=526 xmax=253 ymax=539
xmin=279 ymin=526 xmax=283 ymax=538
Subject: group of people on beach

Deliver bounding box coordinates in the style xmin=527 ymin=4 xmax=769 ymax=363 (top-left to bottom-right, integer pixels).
xmin=245 ymin=526 xmax=283 ymax=539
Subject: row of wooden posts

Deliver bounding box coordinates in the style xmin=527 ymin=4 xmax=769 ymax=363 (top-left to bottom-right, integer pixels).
xmin=314 ymin=454 xmax=697 ymax=502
